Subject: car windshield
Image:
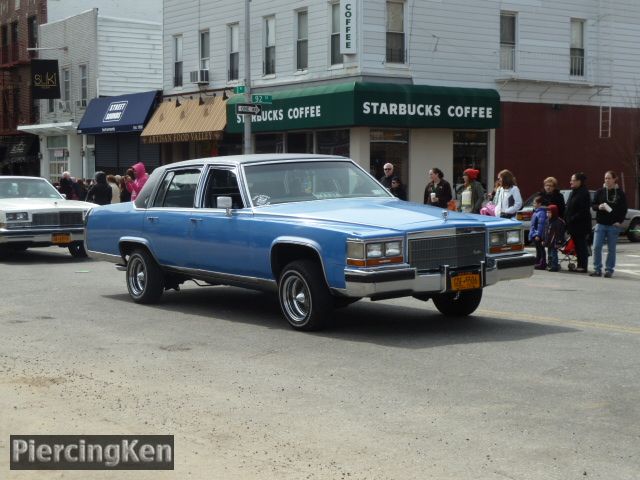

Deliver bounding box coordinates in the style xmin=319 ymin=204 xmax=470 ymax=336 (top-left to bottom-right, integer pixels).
xmin=0 ymin=178 xmax=63 ymax=199
xmin=244 ymin=160 xmax=391 ymax=206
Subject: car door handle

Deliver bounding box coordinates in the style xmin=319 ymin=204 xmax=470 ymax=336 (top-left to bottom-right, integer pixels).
xmin=189 ymin=218 xmax=203 ymax=223
xmin=146 ymin=216 xmax=159 ymax=223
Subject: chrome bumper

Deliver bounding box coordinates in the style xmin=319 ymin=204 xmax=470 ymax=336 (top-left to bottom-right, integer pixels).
xmin=340 ymin=253 xmax=536 ymax=298
xmin=0 ymin=227 xmax=84 ymax=245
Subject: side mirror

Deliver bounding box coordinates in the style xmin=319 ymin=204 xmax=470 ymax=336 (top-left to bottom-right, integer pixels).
xmin=217 ymin=196 xmax=233 ymax=216
xmin=61 ymin=193 xmax=67 ymax=199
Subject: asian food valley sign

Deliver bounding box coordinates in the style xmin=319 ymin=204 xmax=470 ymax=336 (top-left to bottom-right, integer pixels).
xmin=226 ymin=82 xmax=500 ymax=133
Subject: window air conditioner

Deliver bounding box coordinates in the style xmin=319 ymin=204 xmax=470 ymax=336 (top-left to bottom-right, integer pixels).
xmin=190 ymin=69 xmax=209 ymax=84
xmin=57 ymin=100 xmax=71 ymax=112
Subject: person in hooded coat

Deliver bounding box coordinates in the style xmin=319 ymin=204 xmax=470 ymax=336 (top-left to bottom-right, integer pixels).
xmin=125 ymin=162 xmax=149 ymax=201
xmin=86 ymin=171 xmax=112 ymax=205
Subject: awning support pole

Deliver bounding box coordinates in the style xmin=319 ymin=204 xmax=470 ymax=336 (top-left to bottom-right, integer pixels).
xmin=243 ymin=0 xmax=253 ymax=154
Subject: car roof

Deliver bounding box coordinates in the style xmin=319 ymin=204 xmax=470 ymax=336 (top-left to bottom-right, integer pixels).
xmin=163 ymin=154 xmax=349 ymax=170
xmin=0 ymin=176 xmax=48 ymax=180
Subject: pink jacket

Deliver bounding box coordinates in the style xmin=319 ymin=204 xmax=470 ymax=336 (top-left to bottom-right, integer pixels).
xmin=126 ymin=162 xmax=149 ymax=200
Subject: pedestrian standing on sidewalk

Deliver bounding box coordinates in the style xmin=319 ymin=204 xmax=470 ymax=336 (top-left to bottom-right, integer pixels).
xmin=544 ymin=204 xmax=565 ymax=272
xmin=590 ymin=170 xmax=628 ymax=278
xmin=564 ymin=172 xmax=591 ymax=273
xmin=529 ymin=196 xmax=547 ymax=269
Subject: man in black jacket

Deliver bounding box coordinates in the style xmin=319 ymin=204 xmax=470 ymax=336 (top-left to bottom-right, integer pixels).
xmin=590 ymin=170 xmax=628 ymax=278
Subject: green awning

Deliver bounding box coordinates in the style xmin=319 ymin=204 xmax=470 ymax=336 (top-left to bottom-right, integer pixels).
xmin=226 ymin=81 xmax=500 ymax=133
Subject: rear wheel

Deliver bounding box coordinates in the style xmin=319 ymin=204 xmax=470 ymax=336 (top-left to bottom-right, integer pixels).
xmin=68 ymin=241 xmax=88 ymax=258
xmin=627 ymin=219 xmax=640 ymax=243
xmin=432 ymin=289 xmax=483 ymax=317
xmin=126 ymin=249 xmax=164 ymax=304
xmin=278 ymin=260 xmax=333 ymax=331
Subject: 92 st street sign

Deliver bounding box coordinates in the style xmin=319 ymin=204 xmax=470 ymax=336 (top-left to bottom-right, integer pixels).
xmin=236 ymin=103 xmax=262 ymax=115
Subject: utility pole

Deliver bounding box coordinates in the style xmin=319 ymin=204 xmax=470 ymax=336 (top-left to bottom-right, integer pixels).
xmin=243 ymin=0 xmax=252 ymax=154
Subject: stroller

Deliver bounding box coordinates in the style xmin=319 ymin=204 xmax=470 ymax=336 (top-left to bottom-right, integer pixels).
xmin=559 ymin=236 xmax=578 ymax=271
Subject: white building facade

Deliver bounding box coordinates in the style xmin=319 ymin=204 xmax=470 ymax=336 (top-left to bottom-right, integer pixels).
xmin=18 ymin=8 xmax=162 ymax=182
xmin=156 ymin=0 xmax=640 ymax=204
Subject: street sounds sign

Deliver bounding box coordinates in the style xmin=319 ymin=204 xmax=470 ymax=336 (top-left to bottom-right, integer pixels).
xmin=31 ymin=59 xmax=61 ymax=99
xmin=236 ymin=103 xmax=262 ymax=115
xmin=340 ymin=0 xmax=356 ymax=54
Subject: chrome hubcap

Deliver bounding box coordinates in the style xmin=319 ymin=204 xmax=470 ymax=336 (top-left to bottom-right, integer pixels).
xmin=281 ymin=273 xmax=310 ymax=324
xmin=128 ymin=257 xmax=146 ymax=296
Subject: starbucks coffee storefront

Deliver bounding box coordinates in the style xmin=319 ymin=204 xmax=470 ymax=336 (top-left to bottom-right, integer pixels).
xmin=226 ymin=82 xmax=500 ymax=202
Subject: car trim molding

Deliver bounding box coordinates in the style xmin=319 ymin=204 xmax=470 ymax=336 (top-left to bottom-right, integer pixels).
xmin=164 ymin=266 xmax=277 ymax=292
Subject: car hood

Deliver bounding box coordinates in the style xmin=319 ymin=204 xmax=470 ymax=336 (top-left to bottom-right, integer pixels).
xmin=254 ymin=198 xmax=510 ymax=233
xmin=0 ymin=198 xmax=94 ymax=210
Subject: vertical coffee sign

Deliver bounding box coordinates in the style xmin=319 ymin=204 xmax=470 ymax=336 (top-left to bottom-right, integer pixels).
xmin=340 ymin=0 xmax=356 ymax=54
xmin=31 ymin=59 xmax=61 ymax=99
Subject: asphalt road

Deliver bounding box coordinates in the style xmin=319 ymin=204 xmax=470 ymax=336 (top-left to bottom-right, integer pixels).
xmin=1 ymin=243 xmax=639 ymax=479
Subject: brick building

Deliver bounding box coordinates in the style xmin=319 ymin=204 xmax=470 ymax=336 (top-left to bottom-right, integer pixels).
xmin=0 ymin=0 xmax=45 ymax=175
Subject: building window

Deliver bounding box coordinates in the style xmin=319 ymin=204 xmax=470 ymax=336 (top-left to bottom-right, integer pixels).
xmin=62 ymin=68 xmax=70 ymax=111
xmin=79 ymin=64 xmax=87 ymax=107
xmin=173 ymin=35 xmax=183 ymax=87
xmin=296 ymin=10 xmax=308 ymax=70
xmin=330 ymin=3 xmax=342 ymax=65
xmin=317 ymin=129 xmax=350 ymax=157
xmin=14 ymin=0 xmax=19 ymax=10
xmin=264 ymin=16 xmax=275 ymax=75
xmin=10 ymin=21 xmax=18 ymax=62
xmin=48 ymin=98 xmax=54 ymax=113
xmin=570 ymin=19 xmax=585 ymax=77
xmin=386 ymin=1 xmax=405 ymax=63
xmin=229 ymin=23 xmax=239 ymax=81
xmin=453 ymin=131 xmax=489 ymax=192
xmin=27 ymin=15 xmax=37 ymax=54
xmin=200 ymin=29 xmax=210 ymax=70
xmin=370 ymin=129 xmax=408 ymax=188
xmin=500 ymin=12 xmax=516 ymax=71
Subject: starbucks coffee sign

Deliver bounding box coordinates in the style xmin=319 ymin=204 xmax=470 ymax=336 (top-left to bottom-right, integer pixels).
xmin=340 ymin=0 xmax=356 ymax=54
xmin=225 ymin=82 xmax=500 ymax=133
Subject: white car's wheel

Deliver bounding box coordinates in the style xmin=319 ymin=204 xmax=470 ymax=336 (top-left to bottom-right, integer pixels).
xmin=68 ymin=241 xmax=88 ymax=258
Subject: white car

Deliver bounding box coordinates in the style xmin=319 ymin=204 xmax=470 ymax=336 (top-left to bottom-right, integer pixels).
xmin=517 ymin=189 xmax=640 ymax=243
xmin=0 ymin=176 xmax=94 ymax=257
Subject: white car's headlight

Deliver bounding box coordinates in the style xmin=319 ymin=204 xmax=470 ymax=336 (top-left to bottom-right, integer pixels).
xmin=6 ymin=212 xmax=29 ymax=221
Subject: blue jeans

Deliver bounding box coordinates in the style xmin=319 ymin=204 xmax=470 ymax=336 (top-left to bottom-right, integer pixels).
xmin=592 ymin=223 xmax=620 ymax=273
xmin=547 ymin=247 xmax=559 ymax=269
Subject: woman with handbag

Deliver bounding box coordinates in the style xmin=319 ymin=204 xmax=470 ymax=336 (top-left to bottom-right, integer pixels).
xmin=493 ymin=169 xmax=523 ymax=219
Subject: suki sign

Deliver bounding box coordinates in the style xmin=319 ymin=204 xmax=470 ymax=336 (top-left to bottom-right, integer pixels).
xmin=340 ymin=0 xmax=356 ymax=54
xmin=103 ymin=101 xmax=129 ymax=123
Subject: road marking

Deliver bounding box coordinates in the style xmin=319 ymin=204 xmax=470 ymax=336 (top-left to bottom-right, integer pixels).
xmin=479 ymin=309 xmax=640 ymax=335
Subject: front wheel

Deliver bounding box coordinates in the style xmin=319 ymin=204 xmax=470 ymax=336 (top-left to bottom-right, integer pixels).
xmin=68 ymin=241 xmax=88 ymax=258
xmin=627 ymin=219 xmax=640 ymax=243
xmin=432 ymin=289 xmax=483 ymax=317
xmin=126 ymin=249 xmax=164 ymax=304
xmin=278 ymin=260 xmax=333 ymax=331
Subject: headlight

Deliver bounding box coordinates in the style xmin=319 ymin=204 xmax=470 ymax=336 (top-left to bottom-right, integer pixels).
xmin=490 ymin=231 xmax=504 ymax=246
xmin=366 ymin=243 xmax=384 ymax=258
xmin=384 ymin=241 xmax=402 ymax=257
xmin=506 ymin=230 xmax=521 ymax=244
xmin=6 ymin=212 xmax=28 ymax=221
xmin=347 ymin=241 xmax=365 ymax=260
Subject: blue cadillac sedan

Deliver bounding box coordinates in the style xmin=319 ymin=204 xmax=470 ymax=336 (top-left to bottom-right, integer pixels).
xmin=85 ymin=154 xmax=535 ymax=331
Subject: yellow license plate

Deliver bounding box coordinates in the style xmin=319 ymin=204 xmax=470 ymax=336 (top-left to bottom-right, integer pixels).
xmin=51 ymin=233 xmax=71 ymax=244
xmin=451 ymin=273 xmax=481 ymax=291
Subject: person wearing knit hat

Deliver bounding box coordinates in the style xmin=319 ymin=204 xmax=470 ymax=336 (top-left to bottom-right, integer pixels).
xmin=460 ymin=168 xmax=485 ymax=213
xmin=544 ymin=203 xmax=566 ymax=272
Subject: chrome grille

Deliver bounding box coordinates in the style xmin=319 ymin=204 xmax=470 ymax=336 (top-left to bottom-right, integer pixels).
xmin=408 ymin=230 xmax=486 ymax=272
xmin=32 ymin=212 xmax=83 ymax=227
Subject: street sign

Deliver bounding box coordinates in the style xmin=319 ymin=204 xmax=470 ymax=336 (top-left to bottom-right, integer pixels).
xmin=236 ymin=103 xmax=262 ymax=115
xmin=233 ymin=85 xmax=246 ymax=94
xmin=251 ymin=94 xmax=272 ymax=104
